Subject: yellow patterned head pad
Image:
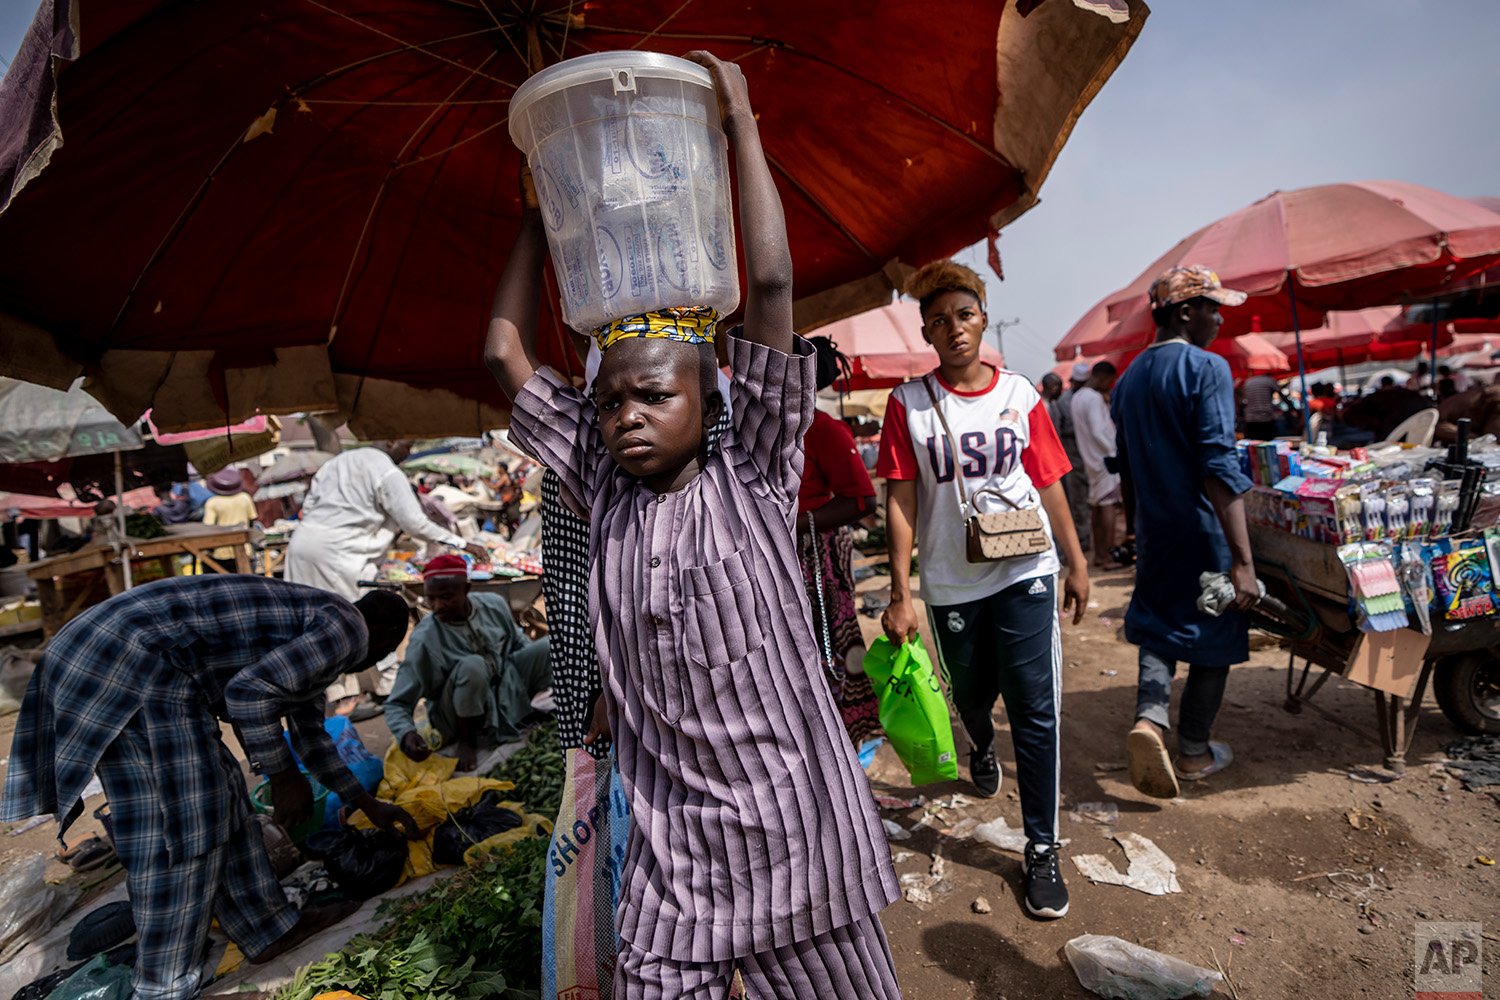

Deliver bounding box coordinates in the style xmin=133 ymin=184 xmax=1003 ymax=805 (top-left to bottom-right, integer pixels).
xmin=594 ymin=306 xmax=719 ymax=352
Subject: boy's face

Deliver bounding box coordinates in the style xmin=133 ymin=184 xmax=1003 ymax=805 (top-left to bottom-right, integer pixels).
xmin=921 ymin=290 xmax=987 ymax=369
xmin=595 ymin=339 xmax=714 ymax=483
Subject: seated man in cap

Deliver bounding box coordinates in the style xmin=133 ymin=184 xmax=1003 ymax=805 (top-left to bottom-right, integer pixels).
xmin=385 ymin=554 xmax=553 ymax=772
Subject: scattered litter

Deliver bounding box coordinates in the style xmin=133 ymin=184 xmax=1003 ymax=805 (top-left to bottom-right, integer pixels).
xmin=1069 ymin=802 xmax=1120 ymax=826
xmin=970 ymin=816 xmax=1028 ymax=854
xmin=1072 ymin=832 xmax=1181 ymax=896
xmin=1345 ymin=809 xmax=1387 ymax=834
xmin=971 ymin=896 xmax=991 ymax=914
xmin=946 ymin=817 xmax=979 ymax=840
xmin=898 ymin=850 xmax=950 ymax=907
xmin=1477 ymin=855 xmax=1496 ymax=866
xmin=930 ymin=794 xmax=973 ymax=810
xmin=1100 ymin=669 xmax=1118 ymax=677
xmin=875 ymin=794 xmax=922 ymax=811
xmin=1229 ymin=934 xmax=1247 ymax=946
xmin=1095 ymin=760 xmax=1127 ymax=773
xmin=967 ymin=815 xmax=1069 ymax=855
xmin=882 ymin=819 xmax=911 ymax=842
xmin=1443 ymin=735 xmax=1500 ymax=791
xmin=890 ymin=851 xmax=914 ymax=863
xmin=6 ymin=816 xmax=52 ymax=837
xmin=1065 ymin=934 xmax=1221 ymax=1000
xmin=1087 ymin=601 xmax=1100 ymax=610
xmin=1345 ymin=767 xmax=1398 ymax=784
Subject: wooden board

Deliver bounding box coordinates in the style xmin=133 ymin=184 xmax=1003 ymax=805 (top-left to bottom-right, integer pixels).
xmin=1248 ymin=525 xmax=1349 ymax=602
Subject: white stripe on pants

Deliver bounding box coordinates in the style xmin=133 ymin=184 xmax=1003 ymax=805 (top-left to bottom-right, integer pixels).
xmin=615 ymin=913 xmax=902 ymax=1000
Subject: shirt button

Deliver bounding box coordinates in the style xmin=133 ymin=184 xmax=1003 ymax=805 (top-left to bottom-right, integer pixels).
xmin=656 ymin=494 xmax=666 ymax=504
xmin=650 ymin=556 xmax=661 ymax=568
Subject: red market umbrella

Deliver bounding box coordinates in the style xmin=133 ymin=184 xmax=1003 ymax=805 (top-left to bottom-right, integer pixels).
xmin=0 ymin=0 xmax=1146 ymax=438
xmin=1054 ymin=181 xmax=1500 ymax=361
xmin=1258 ymin=307 xmax=1450 ymax=371
xmin=811 ymin=300 xmax=1005 ymax=390
xmin=1074 ymin=332 xmax=1291 ymax=384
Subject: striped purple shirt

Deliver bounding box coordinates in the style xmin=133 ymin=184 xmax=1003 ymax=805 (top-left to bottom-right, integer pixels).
xmin=510 ymin=333 xmax=898 ymax=962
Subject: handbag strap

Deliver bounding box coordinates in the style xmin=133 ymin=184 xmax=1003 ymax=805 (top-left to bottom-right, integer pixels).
xmin=922 ymin=376 xmax=1024 ymax=514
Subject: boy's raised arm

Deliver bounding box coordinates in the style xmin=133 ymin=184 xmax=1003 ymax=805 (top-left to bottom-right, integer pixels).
xmin=484 ymin=171 xmax=547 ymax=402
xmin=686 ymin=51 xmax=793 ymax=354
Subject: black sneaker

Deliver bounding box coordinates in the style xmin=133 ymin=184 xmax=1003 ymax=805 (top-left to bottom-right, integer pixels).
xmin=969 ymin=748 xmax=1001 ymax=798
xmin=1023 ymin=842 xmax=1069 ymax=919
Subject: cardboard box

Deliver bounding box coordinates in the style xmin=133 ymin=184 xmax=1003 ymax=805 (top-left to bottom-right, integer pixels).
xmin=1343 ymin=629 xmax=1431 ymax=699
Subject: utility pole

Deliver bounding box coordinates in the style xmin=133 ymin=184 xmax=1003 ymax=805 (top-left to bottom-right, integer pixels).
xmin=992 ymin=317 xmax=1022 ymax=357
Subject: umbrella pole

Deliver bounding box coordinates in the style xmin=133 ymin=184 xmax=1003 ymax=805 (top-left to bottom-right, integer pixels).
xmin=113 ymin=450 xmax=133 ymax=590
xmin=1337 ymin=348 xmax=1347 ymax=397
xmin=1287 ymin=279 xmax=1311 ymax=440
xmin=1430 ymin=304 xmax=1440 ymax=393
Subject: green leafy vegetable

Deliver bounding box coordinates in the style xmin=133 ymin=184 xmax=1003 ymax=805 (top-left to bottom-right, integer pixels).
xmin=274 ymin=836 xmax=548 ymax=1000
xmin=488 ymin=721 xmax=565 ymax=818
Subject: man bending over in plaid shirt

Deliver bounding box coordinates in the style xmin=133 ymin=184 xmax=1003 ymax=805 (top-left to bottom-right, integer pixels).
xmin=1 ymin=576 xmax=419 ymax=1000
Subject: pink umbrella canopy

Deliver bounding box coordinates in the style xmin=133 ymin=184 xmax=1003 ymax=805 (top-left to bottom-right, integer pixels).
xmin=813 ymin=300 xmax=1004 ymax=390
xmin=1055 ymin=181 xmax=1500 ymax=360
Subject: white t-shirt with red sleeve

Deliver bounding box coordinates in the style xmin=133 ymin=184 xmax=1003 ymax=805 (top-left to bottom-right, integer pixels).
xmin=876 ymin=366 xmax=1071 ymax=607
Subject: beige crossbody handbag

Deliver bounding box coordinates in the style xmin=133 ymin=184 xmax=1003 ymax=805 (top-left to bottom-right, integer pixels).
xmin=923 ymin=376 xmax=1051 ymax=563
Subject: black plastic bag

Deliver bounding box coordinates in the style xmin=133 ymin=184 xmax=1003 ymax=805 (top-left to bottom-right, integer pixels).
xmin=431 ymin=791 xmax=523 ymax=866
xmin=322 ymin=829 xmax=408 ymax=899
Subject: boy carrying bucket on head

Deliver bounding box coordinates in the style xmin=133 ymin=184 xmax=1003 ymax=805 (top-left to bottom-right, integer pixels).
xmin=486 ymin=51 xmax=902 ymax=1000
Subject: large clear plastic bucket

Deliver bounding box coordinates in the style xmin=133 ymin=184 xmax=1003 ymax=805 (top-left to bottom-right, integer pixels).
xmin=509 ymin=52 xmax=739 ymax=335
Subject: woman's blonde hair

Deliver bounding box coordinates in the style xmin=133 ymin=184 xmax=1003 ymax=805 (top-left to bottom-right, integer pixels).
xmin=905 ymin=259 xmax=987 ymax=314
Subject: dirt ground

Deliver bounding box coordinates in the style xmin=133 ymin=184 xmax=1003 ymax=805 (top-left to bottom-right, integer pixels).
xmin=858 ymin=564 xmax=1500 ymax=999
xmin=2 ymin=562 xmax=1496 ymax=998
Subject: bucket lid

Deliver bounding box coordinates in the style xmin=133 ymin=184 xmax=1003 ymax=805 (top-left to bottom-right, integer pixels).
xmin=509 ymin=51 xmax=713 ymax=144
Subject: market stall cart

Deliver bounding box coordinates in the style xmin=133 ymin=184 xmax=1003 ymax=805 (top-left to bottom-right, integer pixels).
xmin=1250 ymin=524 xmax=1500 ymax=774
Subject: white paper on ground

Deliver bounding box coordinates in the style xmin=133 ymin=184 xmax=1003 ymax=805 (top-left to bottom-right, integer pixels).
xmin=1071 ymin=832 xmax=1181 ymax=895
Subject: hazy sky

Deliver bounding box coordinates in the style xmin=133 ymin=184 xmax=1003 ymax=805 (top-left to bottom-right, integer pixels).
xmin=3 ymin=1 xmax=1496 ymax=381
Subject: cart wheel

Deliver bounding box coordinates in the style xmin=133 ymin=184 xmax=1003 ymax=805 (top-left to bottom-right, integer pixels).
xmin=1433 ymin=652 xmax=1500 ymax=736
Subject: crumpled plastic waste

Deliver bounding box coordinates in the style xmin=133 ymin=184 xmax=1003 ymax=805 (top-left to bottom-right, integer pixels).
xmin=1071 ymin=832 xmax=1181 ymax=896
xmin=1065 ymin=934 xmax=1221 ymax=999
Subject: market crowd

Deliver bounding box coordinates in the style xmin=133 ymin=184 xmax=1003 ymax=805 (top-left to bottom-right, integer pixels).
xmin=7 ymin=48 xmax=1500 ymax=1000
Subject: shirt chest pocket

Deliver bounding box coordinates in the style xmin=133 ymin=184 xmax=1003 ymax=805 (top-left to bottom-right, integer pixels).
xmin=680 ymin=548 xmax=767 ymax=671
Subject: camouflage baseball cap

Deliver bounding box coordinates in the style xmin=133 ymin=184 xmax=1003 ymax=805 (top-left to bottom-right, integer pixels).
xmin=1148 ymin=265 xmax=1248 ymax=309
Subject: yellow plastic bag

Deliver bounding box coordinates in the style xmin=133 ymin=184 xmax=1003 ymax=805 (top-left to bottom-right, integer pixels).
xmin=462 ymin=812 xmax=554 ymax=866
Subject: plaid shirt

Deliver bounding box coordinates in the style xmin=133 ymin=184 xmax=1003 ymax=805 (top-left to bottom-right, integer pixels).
xmin=2 ymin=576 xmax=370 ymax=861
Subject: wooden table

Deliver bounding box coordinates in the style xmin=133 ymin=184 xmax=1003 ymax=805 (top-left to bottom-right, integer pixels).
xmin=27 ymin=524 xmax=254 ymax=637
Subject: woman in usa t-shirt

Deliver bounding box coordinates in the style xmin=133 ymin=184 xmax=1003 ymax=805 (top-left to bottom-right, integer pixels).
xmin=876 ymin=259 xmax=1087 ymax=921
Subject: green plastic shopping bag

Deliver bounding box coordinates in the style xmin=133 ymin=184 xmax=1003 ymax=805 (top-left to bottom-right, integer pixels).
xmin=863 ymin=635 xmax=958 ymax=785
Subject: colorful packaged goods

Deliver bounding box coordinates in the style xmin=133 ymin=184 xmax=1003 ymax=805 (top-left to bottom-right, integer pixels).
xmin=1426 ymin=537 xmax=1498 ymax=620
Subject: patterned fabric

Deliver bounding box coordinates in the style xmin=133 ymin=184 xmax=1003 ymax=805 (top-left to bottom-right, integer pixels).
xmin=541 ymin=469 xmax=603 ymax=753
xmin=616 ymin=912 xmax=902 ymax=1000
xmin=1147 ymin=264 xmax=1247 ymax=309
xmin=595 ymin=306 xmax=718 ymax=352
xmin=798 ymin=525 xmax=881 ymax=747
xmin=509 ymin=333 xmax=899 ymax=964
xmin=2 ymin=576 xmax=369 ymax=861
xmin=97 ymin=722 xmax=297 ymax=1000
